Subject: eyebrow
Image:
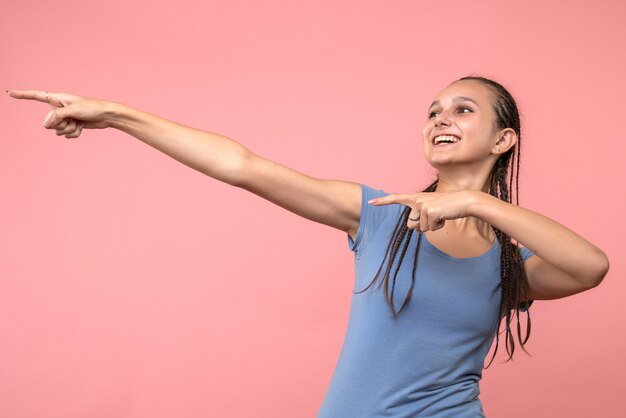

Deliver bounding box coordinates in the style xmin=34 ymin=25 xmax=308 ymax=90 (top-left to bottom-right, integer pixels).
xmin=428 ymin=96 xmax=479 ymax=110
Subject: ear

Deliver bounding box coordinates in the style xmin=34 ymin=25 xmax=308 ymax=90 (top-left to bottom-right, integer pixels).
xmin=492 ymin=128 xmax=517 ymax=155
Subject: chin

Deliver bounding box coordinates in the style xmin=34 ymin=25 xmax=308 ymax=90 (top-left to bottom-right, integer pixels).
xmin=425 ymin=156 xmax=454 ymax=169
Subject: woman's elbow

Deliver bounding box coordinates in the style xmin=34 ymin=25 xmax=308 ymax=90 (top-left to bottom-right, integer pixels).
xmin=588 ymin=249 xmax=610 ymax=287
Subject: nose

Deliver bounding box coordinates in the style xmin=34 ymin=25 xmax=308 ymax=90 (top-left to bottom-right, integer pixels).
xmin=434 ymin=113 xmax=451 ymax=127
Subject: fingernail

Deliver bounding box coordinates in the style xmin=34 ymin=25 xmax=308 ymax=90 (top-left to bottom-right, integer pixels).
xmin=368 ymin=199 xmax=377 ymax=204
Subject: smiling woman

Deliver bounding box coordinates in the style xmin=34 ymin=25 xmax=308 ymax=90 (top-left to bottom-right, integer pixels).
xmin=7 ymin=75 xmax=609 ymax=418
xmin=365 ymin=77 xmax=532 ymax=351
xmin=319 ymin=76 xmax=608 ymax=417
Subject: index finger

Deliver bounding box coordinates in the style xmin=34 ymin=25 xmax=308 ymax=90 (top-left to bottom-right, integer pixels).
xmin=7 ymin=89 xmax=51 ymax=103
xmin=368 ymin=193 xmax=416 ymax=206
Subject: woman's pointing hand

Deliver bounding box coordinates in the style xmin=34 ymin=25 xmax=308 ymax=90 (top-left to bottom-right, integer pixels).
xmin=368 ymin=190 xmax=478 ymax=232
xmin=7 ymin=89 xmax=114 ymax=139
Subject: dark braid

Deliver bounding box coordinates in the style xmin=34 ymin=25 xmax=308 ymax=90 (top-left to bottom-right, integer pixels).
xmin=354 ymin=180 xmax=437 ymax=318
xmin=354 ymin=76 xmax=532 ymax=367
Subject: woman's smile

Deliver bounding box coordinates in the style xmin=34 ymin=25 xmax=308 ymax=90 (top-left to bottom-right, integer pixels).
xmin=432 ymin=134 xmax=461 ymax=145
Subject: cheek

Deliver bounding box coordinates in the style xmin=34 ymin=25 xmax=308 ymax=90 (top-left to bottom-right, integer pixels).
xmin=421 ymin=128 xmax=430 ymax=152
xmin=421 ymin=123 xmax=431 ymax=143
xmin=459 ymin=121 xmax=491 ymax=148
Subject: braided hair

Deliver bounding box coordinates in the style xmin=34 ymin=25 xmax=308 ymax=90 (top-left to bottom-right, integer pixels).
xmin=354 ymin=76 xmax=532 ymax=368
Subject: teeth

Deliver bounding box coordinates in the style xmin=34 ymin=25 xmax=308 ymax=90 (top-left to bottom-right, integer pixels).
xmin=434 ymin=135 xmax=460 ymax=144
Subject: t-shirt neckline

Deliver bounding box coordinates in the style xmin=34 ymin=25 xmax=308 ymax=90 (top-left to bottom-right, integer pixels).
xmin=421 ymin=232 xmax=499 ymax=262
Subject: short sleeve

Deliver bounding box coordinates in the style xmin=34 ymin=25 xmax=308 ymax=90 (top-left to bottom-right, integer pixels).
xmin=517 ymin=246 xmax=535 ymax=312
xmin=347 ymin=184 xmax=395 ymax=254
xmin=519 ymin=246 xmax=534 ymax=263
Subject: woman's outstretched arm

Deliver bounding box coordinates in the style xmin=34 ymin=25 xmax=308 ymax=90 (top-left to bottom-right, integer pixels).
xmin=7 ymin=90 xmax=362 ymax=240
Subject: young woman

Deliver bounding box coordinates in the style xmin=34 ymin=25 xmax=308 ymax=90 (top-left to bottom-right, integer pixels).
xmin=7 ymin=76 xmax=609 ymax=417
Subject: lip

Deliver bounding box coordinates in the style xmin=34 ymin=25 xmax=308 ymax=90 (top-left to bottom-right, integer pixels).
xmin=431 ymin=133 xmax=461 ymax=145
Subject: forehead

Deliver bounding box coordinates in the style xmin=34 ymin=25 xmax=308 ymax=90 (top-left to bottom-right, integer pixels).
xmin=432 ymin=79 xmax=494 ymax=106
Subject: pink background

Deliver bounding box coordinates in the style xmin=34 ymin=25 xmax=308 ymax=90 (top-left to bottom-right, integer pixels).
xmin=1 ymin=1 xmax=624 ymax=417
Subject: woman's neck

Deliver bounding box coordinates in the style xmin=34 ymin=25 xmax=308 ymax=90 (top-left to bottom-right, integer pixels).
xmin=433 ymin=173 xmax=494 ymax=240
xmin=434 ymin=173 xmax=491 ymax=193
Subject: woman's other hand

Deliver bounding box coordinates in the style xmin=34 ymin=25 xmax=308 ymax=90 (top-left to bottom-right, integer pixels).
xmin=7 ymin=89 xmax=115 ymax=139
xmin=368 ymin=190 xmax=478 ymax=232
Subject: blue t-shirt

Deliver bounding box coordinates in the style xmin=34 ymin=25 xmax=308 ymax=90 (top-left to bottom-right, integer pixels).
xmin=317 ymin=184 xmax=535 ymax=418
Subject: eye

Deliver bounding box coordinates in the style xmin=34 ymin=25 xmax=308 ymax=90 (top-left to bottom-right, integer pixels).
xmin=428 ymin=110 xmax=439 ymax=119
xmin=457 ymin=106 xmax=472 ymax=114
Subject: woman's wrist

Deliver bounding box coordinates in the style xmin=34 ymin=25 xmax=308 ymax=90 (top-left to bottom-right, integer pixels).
xmin=465 ymin=190 xmax=499 ymax=220
xmin=104 ymin=101 xmax=135 ymax=131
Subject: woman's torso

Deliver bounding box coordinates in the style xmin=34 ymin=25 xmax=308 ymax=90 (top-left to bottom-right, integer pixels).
xmin=317 ymin=184 xmax=508 ymax=418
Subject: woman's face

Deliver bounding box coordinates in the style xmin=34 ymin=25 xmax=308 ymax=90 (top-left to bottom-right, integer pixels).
xmin=421 ymin=80 xmax=501 ymax=170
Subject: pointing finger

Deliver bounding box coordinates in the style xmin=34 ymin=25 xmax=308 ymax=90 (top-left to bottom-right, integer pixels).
xmin=368 ymin=193 xmax=416 ymax=206
xmin=7 ymin=89 xmax=49 ymax=102
xmin=7 ymin=89 xmax=69 ymax=107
